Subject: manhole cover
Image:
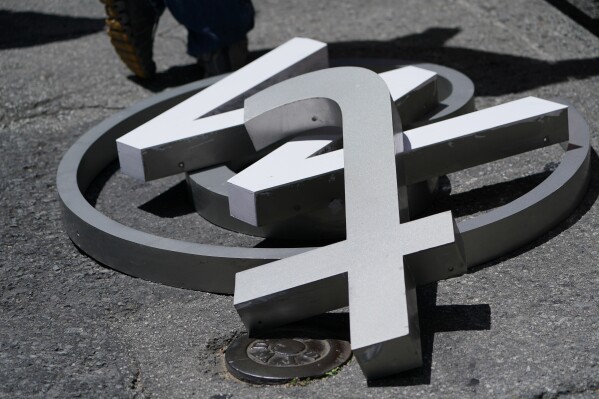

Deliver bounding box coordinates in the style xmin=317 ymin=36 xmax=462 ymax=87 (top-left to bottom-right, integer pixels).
xmin=225 ymin=322 xmax=352 ymax=384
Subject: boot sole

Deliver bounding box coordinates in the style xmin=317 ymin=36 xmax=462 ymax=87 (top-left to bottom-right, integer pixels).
xmin=100 ymin=0 xmax=157 ymax=79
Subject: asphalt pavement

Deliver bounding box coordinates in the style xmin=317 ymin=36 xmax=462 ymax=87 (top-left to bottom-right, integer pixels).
xmin=1 ymin=0 xmax=598 ymax=398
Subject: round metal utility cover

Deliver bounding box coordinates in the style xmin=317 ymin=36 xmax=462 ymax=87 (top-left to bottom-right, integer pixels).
xmin=225 ymin=324 xmax=352 ymax=384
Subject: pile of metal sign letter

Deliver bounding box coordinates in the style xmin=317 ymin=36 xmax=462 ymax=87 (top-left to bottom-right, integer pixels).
xmin=57 ymin=38 xmax=591 ymax=380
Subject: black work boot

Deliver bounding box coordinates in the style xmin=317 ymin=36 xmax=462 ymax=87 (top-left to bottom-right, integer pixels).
xmin=100 ymin=0 xmax=160 ymax=78
xmin=199 ymin=37 xmax=249 ymax=78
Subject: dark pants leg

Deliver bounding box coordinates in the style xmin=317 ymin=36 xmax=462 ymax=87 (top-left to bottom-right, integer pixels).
xmin=158 ymin=0 xmax=255 ymax=57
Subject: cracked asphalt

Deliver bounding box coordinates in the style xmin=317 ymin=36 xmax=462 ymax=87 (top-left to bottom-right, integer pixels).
xmin=1 ymin=0 xmax=598 ymax=398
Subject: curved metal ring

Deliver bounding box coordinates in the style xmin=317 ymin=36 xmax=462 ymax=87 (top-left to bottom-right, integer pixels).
xmin=458 ymin=100 xmax=590 ymax=266
xmin=186 ymin=62 xmax=475 ymax=239
xmin=57 ymin=65 xmax=590 ymax=294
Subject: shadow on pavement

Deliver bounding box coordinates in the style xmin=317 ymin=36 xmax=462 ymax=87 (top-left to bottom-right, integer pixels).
xmin=327 ymin=27 xmax=599 ymax=97
xmin=138 ymin=180 xmax=196 ymax=218
xmin=468 ymin=149 xmax=599 ymax=274
xmin=545 ymin=0 xmax=599 ymax=37
xmin=84 ymin=160 xmax=119 ymax=207
xmin=128 ymin=63 xmax=205 ymax=92
xmin=129 ymin=27 xmax=599 ymax=96
xmin=368 ymin=282 xmax=491 ymax=387
xmin=0 ymin=10 xmax=104 ymax=50
xmin=427 ymin=171 xmax=553 ymax=220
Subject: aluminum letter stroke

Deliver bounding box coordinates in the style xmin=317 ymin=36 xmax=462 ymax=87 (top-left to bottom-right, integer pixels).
xmin=116 ymin=37 xmax=328 ymax=181
xmin=233 ymin=67 xmax=465 ymax=379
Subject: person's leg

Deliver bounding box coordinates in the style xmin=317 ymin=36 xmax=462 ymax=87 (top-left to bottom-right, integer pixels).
xmin=164 ymin=0 xmax=255 ymax=75
xmin=100 ymin=0 xmax=165 ymax=78
xmin=146 ymin=0 xmax=166 ymax=14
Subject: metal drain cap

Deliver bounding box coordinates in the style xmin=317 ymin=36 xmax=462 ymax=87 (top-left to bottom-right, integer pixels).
xmin=225 ymin=329 xmax=351 ymax=384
